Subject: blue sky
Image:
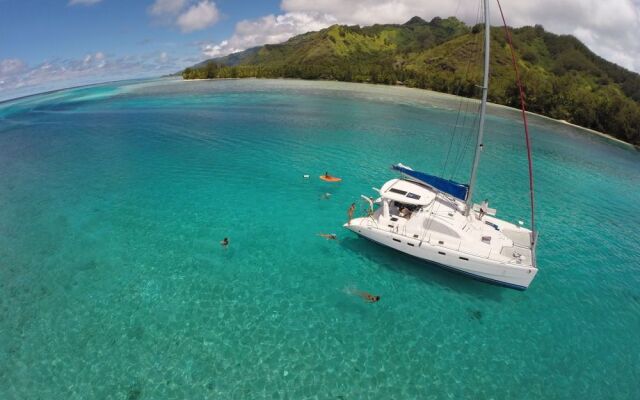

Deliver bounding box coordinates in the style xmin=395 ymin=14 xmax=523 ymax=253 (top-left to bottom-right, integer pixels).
xmin=0 ymin=0 xmax=280 ymax=64
xmin=0 ymin=0 xmax=283 ymax=100
xmin=1 ymin=0 xmax=639 ymax=101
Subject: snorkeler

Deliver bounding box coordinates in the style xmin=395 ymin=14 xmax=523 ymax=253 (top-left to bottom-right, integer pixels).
xmin=318 ymin=233 xmax=337 ymax=240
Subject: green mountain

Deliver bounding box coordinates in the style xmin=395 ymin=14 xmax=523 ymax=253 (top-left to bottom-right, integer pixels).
xmin=183 ymin=17 xmax=640 ymax=146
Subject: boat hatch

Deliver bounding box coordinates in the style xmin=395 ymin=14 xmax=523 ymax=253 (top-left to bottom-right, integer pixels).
xmin=389 ymin=188 xmax=421 ymax=200
xmin=381 ymin=179 xmax=435 ymax=206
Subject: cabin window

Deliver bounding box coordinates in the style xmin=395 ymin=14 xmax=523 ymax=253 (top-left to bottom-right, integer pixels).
xmin=393 ymin=202 xmax=419 ymax=212
xmin=389 ymin=188 xmax=421 ymax=200
xmin=389 ymin=188 xmax=407 ymax=195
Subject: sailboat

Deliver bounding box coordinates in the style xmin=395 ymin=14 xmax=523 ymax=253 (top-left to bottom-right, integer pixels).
xmin=343 ymin=0 xmax=539 ymax=290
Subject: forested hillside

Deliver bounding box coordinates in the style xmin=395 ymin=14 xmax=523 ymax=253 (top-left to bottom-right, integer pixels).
xmin=183 ymin=17 xmax=640 ymax=146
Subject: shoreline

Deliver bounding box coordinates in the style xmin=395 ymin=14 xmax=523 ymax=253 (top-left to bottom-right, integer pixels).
xmin=178 ymin=77 xmax=639 ymax=150
xmin=487 ymin=101 xmax=638 ymax=150
xmin=545 ymin=116 xmax=636 ymax=149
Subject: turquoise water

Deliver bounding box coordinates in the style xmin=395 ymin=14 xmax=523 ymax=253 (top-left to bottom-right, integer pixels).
xmin=1 ymin=78 xmax=639 ymax=399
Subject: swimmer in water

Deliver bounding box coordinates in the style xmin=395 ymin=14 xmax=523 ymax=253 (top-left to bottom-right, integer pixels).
xmin=347 ymin=288 xmax=380 ymax=303
xmin=220 ymin=237 xmax=229 ymax=247
xmin=318 ymin=233 xmax=337 ymax=240
xmin=321 ymin=192 xmax=332 ymax=199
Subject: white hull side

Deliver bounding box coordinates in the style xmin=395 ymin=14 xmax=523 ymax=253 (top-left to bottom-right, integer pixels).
xmin=344 ymin=222 xmax=537 ymax=290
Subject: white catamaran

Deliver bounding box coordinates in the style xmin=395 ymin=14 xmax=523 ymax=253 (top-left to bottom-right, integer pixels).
xmin=344 ymin=0 xmax=539 ymax=290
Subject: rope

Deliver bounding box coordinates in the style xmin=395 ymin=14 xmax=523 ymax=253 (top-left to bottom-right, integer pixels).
xmin=495 ymin=0 xmax=537 ymax=245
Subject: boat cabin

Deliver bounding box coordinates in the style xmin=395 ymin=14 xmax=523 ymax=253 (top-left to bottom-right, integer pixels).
xmin=379 ymin=179 xmax=435 ymax=219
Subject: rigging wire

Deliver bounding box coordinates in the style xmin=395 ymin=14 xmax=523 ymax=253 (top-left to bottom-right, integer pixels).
xmin=448 ymin=1 xmax=484 ymax=181
xmin=425 ymin=0 xmax=485 ymax=239
xmin=495 ymin=0 xmax=537 ymax=243
xmin=426 ymin=0 xmax=483 ymax=238
xmin=440 ymin=0 xmax=483 ymax=180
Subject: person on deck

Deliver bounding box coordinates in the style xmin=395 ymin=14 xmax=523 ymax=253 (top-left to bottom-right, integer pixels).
xmin=479 ymin=199 xmax=489 ymax=220
xmin=400 ymin=206 xmax=412 ymax=218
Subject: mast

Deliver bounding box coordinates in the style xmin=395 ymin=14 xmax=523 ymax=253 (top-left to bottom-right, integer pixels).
xmin=465 ymin=0 xmax=490 ymax=215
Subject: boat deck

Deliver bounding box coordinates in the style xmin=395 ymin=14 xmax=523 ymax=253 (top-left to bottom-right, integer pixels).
xmin=353 ymin=179 xmax=535 ymax=268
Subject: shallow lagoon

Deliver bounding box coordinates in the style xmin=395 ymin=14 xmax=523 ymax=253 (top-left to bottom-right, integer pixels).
xmin=1 ymin=79 xmax=639 ymax=399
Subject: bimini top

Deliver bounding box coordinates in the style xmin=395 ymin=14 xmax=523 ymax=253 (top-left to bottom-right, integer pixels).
xmin=392 ymin=164 xmax=469 ymax=201
xmin=380 ymin=179 xmax=436 ymax=206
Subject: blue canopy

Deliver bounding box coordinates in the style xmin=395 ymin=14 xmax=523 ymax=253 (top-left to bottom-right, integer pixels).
xmin=392 ymin=164 xmax=469 ymax=201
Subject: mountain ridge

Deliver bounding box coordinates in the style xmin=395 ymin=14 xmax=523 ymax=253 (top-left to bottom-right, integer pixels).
xmin=183 ymin=17 xmax=640 ymax=146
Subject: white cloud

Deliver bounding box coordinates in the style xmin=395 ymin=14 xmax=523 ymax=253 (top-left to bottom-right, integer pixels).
xmin=0 ymin=59 xmax=26 ymax=75
xmin=494 ymin=0 xmax=640 ymax=71
xmin=176 ymin=1 xmax=220 ymax=32
xmin=149 ymin=0 xmax=188 ymax=15
xmin=281 ymin=0 xmax=476 ymax=26
xmin=149 ymin=0 xmax=220 ymax=33
xmin=201 ymin=12 xmax=337 ymax=58
xmin=202 ymin=41 xmax=237 ymax=58
xmin=68 ymin=0 xmax=102 ymax=5
xmin=0 ymin=52 xmax=191 ymax=102
xmin=77 ymin=52 xmax=107 ymax=70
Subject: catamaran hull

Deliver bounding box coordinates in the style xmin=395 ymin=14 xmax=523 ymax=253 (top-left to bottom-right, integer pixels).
xmin=344 ymin=223 xmax=537 ymax=290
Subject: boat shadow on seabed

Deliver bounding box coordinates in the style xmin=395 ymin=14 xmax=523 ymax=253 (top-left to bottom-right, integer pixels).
xmin=339 ymin=235 xmax=507 ymax=302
